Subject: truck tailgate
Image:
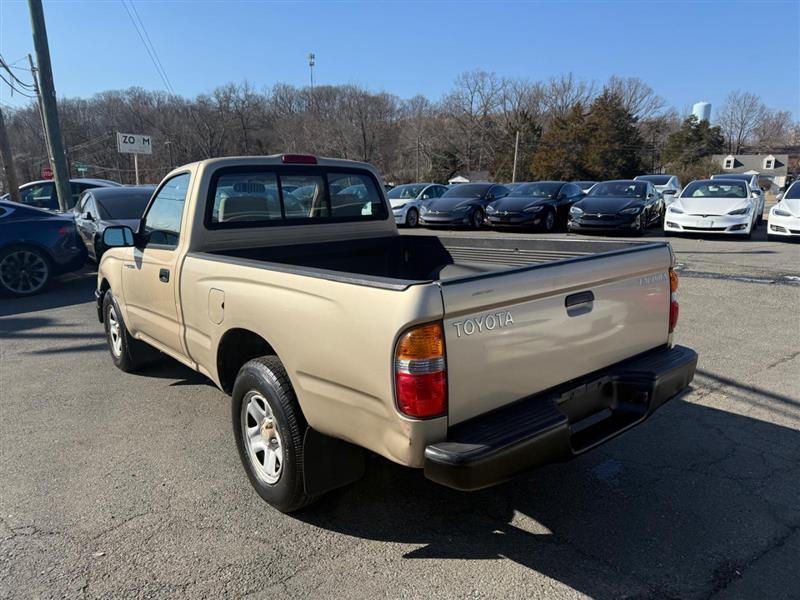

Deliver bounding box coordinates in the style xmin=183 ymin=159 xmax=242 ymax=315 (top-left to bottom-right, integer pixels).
xmin=440 ymin=243 xmax=672 ymax=425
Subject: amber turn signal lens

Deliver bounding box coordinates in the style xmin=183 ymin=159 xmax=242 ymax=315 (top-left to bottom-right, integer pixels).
xmin=396 ymin=323 xmax=444 ymax=361
xmin=669 ymin=269 xmax=679 ymax=293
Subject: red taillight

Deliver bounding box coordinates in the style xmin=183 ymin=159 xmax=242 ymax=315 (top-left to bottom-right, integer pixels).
xmin=281 ymin=154 xmax=317 ymax=164
xmin=395 ymin=323 xmax=447 ymax=418
xmin=57 ymin=226 xmax=70 ymax=236
xmin=669 ymin=268 xmax=679 ymax=333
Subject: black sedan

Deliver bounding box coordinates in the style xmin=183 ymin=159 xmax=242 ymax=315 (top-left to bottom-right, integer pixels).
xmin=0 ymin=201 xmax=86 ymax=296
xmin=73 ymin=186 xmax=155 ymax=261
xmin=419 ymin=183 xmax=510 ymax=229
xmin=486 ymin=181 xmax=584 ymax=231
xmin=568 ymin=180 xmax=663 ymax=235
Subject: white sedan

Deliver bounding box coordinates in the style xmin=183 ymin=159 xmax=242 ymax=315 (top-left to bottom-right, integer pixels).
xmin=664 ymin=179 xmax=760 ymax=238
xmin=387 ymin=183 xmax=449 ymax=227
xmin=768 ymin=181 xmax=800 ymax=240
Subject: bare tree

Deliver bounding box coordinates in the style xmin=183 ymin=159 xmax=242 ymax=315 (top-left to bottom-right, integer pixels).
xmin=604 ymin=76 xmax=665 ymax=121
xmin=717 ymin=91 xmax=767 ymax=153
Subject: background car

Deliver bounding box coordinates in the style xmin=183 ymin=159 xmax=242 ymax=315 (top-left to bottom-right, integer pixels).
xmin=0 ymin=178 xmax=122 ymax=211
xmin=664 ymin=179 xmax=758 ymax=238
xmin=767 ymin=180 xmax=800 ymax=241
xmin=0 ymin=200 xmax=86 ymax=296
xmin=568 ymin=180 xmax=663 ymax=235
xmin=710 ymin=173 xmax=765 ymax=223
xmin=73 ymin=185 xmax=156 ymax=261
xmin=573 ymin=181 xmax=597 ymax=192
xmin=419 ymin=183 xmax=510 ymax=228
xmin=387 ymin=183 xmax=449 ymax=227
xmin=486 ymin=181 xmax=583 ymax=231
xmin=634 ymin=174 xmax=682 ymax=204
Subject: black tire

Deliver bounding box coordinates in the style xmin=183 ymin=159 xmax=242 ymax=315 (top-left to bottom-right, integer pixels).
xmin=542 ymin=208 xmax=557 ymax=232
xmin=102 ymin=291 xmax=155 ymax=372
xmin=232 ymin=356 xmax=318 ymax=513
xmin=405 ymin=207 xmax=419 ymax=228
xmin=0 ymin=245 xmax=51 ymax=297
xmin=470 ymin=208 xmax=485 ymax=229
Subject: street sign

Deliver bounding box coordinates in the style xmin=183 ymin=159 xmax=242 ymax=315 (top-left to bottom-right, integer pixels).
xmin=116 ymin=132 xmax=152 ymax=155
xmin=75 ymin=162 xmax=88 ymax=174
xmin=41 ymin=166 xmax=53 ymax=179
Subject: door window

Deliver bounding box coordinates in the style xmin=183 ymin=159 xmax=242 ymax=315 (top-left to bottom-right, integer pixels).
xmin=142 ymin=173 xmax=190 ymax=248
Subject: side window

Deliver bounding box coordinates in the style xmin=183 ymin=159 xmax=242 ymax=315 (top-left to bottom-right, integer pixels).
xmin=436 ymin=186 xmax=448 ymax=197
xmin=421 ymin=186 xmax=435 ymax=200
xmin=143 ymin=173 xmax=190 ymax=248
xmin=74 ymin=191 xmax=91 ymax=214
xmin=327 ymin=172 xmax=386 ymax=218
xmin=70 ymin=183 xmax=95 ymax=208
xmin=20 ymin=182 xmax=54 ymax=209
xmin=490 ymin=185 xmax=509 ymax=199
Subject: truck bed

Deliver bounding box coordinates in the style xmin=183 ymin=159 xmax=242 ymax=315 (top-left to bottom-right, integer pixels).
xmin=209 ymin=234 xmax=663 ymax=289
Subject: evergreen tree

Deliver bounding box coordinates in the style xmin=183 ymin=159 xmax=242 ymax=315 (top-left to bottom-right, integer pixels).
xmin=530 ymin=103 xmax=589 ymax=180
xmin=583 ymin=91 xmax=644 ymax=179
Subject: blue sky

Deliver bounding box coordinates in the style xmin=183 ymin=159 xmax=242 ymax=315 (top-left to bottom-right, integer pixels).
xmin=1 ymin=0 xmax=798 ymax=119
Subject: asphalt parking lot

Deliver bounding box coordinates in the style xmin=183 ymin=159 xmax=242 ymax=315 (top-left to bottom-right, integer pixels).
xmin=1 ymin=225 xmax=799 ymax=599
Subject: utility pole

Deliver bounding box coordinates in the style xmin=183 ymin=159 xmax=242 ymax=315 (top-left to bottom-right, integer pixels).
xmin=0 ymin=107 xmax=21 ymax=202
xmin=165 ymin=139 xmax=174 ymax=169
xmin=308 ymin=53 xmax=315 ymax=91
xmin=27 ymin=0 xmax=71 ymax=212
xmin=511 ymin=130 xmax=520 ymax=183
xmin=27 ymin=54 xmax=47 ymax=146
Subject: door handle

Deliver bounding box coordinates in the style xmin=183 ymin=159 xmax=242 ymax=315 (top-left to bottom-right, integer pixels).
xmin=159 ymin=268 xmax=170 ymax=283
xmin=565 ymin=291 xmax=594 ymax=316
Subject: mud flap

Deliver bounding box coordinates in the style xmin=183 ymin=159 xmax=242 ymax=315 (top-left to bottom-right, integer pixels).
xmin=303 ymin=428 xmax=366 ymax=496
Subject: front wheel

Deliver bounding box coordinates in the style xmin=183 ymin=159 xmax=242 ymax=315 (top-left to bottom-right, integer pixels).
xmin=103 ymin=291 xmax=156 ymax=372
xmin=542 ymin=208 xmax=557 ymax=232
xmin=405 ymin=207 xmax=419 ymax=228
xmin=232 ymin=356 xmax=318 ymax=513
xmin=470 ymin=208 xmax=485 ymax=229
xmin=0 ymin=246 xmax=51 ymax=297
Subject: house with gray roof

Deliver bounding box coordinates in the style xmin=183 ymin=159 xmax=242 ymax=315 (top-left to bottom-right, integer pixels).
xmin=712 ymin=154 xmax=789 ymax=189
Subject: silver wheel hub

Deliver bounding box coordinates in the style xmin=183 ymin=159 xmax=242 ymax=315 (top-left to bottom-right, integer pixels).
xmin=242 ymin=392 xmax=283 ymax=485
xmin=107 ymin=305 xmax=123 ymax=357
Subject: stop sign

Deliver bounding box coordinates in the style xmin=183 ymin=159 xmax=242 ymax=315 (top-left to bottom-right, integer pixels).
xmin=41 ymin=167 xmax=53 ymax=179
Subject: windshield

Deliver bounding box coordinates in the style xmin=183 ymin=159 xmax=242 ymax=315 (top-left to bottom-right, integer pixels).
xmin=97 ymin=190 xmax=154 ymax=219
xmin=636 ymin=175 xmax=670 ymax=185
xmin=510 ymin=183 xmax=561 ymax=198
xmin=588 ymin=181 xmax=647 ymax=198
xmin=387 ymin=184 xmax=425 ymax=200
xmin=681 ymin=181 xmax=748 ymax=198
xmin=441 ymin=184 xmax=490 ymax=199
xmin=782 ymin=183 xmax=800 ymax=199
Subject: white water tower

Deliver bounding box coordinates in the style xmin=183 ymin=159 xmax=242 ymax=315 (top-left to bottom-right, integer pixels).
xmin=692 ymin=102 xmax=711 ymax=122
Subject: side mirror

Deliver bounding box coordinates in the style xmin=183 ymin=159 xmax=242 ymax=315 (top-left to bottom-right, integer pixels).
xmin=102 ymin=225 xmax=134 ymax=248
xmin=750 ymin=191 xmax=760 ymax=199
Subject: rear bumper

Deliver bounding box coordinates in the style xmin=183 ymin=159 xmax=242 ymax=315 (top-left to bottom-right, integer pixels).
xmin=424 ymin=344 xmax=697 ymax=491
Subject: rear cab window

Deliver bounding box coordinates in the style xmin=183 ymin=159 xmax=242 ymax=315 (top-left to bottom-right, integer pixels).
xmin=207 ymin=166 xmax=388 ymax=228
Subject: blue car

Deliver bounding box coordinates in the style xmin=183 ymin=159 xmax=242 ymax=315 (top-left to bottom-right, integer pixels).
xmin=0 ymin=200 xmax=86 ymax=296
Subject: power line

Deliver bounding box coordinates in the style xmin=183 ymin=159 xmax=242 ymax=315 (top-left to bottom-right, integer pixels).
xmin=120 ymin=0 xmax=174 ymax=95
xmin=0 ymin=72 xmax=37 ymax=98
xmin=128 ymin=1 xmax=173 ymax=94
xmin=0 ymin=56 xmax=36 ymax=89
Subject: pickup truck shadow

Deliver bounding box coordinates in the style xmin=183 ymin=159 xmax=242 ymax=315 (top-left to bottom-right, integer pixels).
xmin=299 ymin=395 xmax=800 ymax=598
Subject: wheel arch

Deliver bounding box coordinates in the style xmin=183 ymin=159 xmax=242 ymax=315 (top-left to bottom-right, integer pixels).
xmin=216 ymin=327 xmax=279 ymax=394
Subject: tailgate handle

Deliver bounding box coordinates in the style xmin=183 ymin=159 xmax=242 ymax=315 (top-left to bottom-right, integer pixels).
xmin=565 ymin=291 xmax=594 ymax=315
xmin=159 ymin=268 xmax=170 ymax=283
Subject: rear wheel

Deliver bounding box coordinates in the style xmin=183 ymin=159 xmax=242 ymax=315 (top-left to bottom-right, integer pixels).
xmin=0 ymin=246 xmax=51 ymax=297
xmin=232 ymin=356 xmax=318 ymax=513
xmin=405 ymin=207 xmax=419 ymax=228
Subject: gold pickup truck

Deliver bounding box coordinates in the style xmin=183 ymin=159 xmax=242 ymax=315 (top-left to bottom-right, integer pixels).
xmin=95 ymin=155 xmax=697 ymax=512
